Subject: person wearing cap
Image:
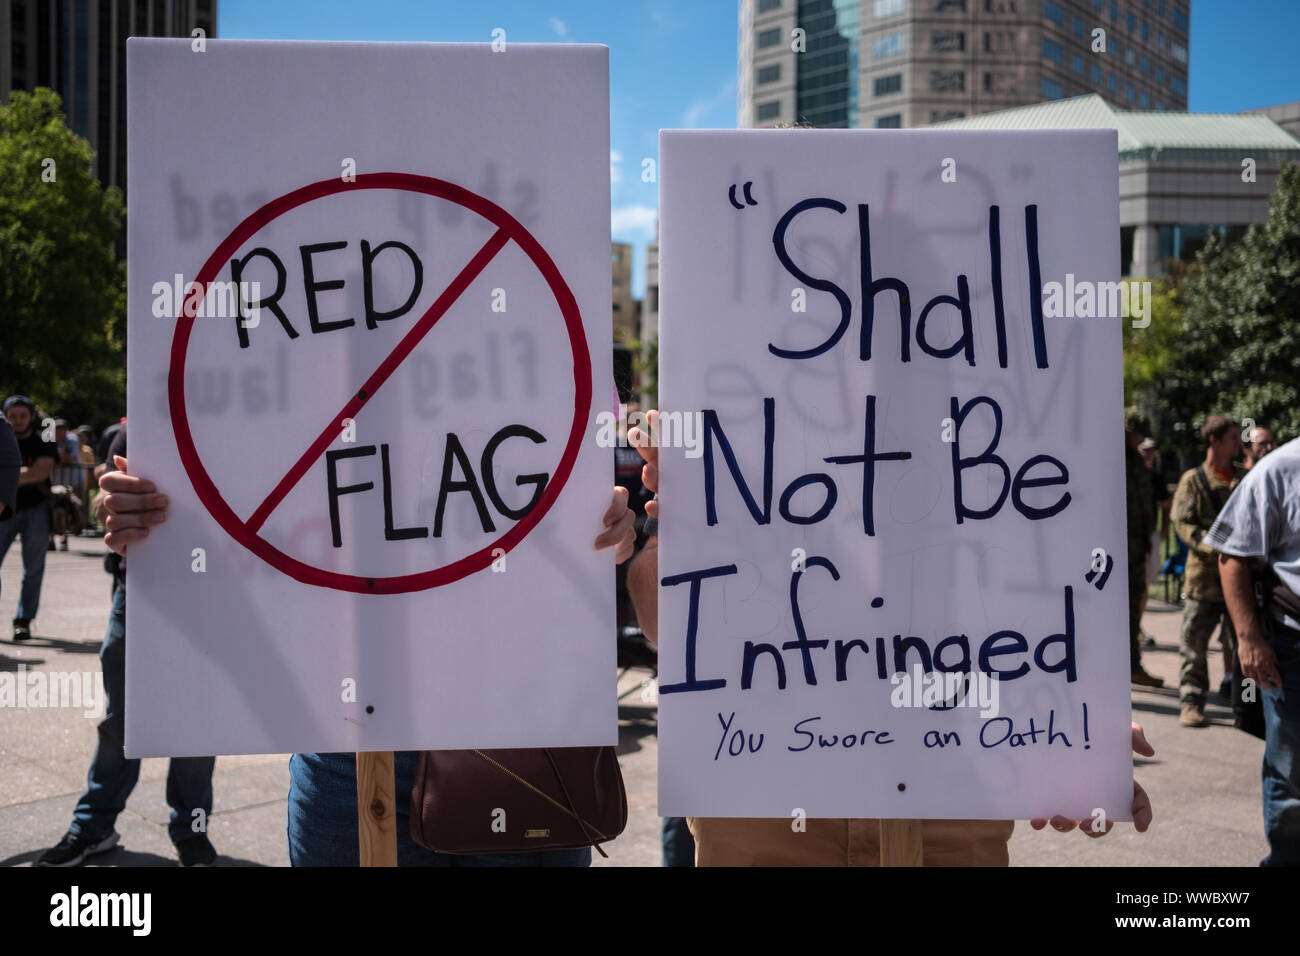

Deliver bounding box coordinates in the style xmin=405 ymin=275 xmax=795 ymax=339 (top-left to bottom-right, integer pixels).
xmin=0 ymin=396 xmax=58 ymax=641
xmin=1170 ymin=415 xmax=1245 ymax=727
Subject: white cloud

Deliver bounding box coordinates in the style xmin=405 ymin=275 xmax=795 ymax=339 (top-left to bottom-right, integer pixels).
xmin=611 ymin=204 xmax=658 ymax=237
xmin=682 ymin=79 xmax=737 ymax=129
xmin=547 ymin=17 xmax=568 ymax=36
xmin=610 ymin=149 xmax=624 ymax=184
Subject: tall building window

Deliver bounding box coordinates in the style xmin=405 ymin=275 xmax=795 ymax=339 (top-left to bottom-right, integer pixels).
xmin=1107 ymin=72 xmax=1117 ymax=91
xmin=1124 ymin=82 xmax=1134 ymax=102
xmin=1125 ymin=47 xmax=1135 ymax=65
xmin=929 ymin=70 xmax=965 ymax=92
xmin=874 ymin=32 xmax=904 ymax=57
xmin=931 ymin=109 xmax=965 ymax=121
xmin=932 ymin=31 xmax=966 ymax=52
xmin=1156 ymin=66 xmax=1164 ymax=83
xmin=1139 ymin=91 xmax=1149 ymax=107
xmin=759 ymin=0 xmax=782 ymax=11
xmin=1044 ymin=1 xmax=1064 ymax=25
xmin=1173 ymin=8 xmax=1188 ymax=31
xmin=757 ymin=27 xmax=781 ymax=48
xmin=1073 ymin=16 xmax=1084 ymax=37
xmin=875 ymin=113 xmax=902 ymax=128
xmin=1171 ymin=75 xmax=1186 ymax=95
xmin=757 ymin=64 xmax=781 ymax=84
xmin=1158 ymin=0 xmax=1166 ymax=13
xmin=756 ymin=100 xmax=781 ymax=120
xmin=1155 ymin=99 xmax=1164 ymax=110
xmin=1092 ymin=64 xmax=1102 ymax=83
xmin=1141 ymin=19 xmax=1149 ymax=40
xmin=1157 ymin=31 xmax=1165 ymax=49
xmin=1043 ymin=38 xmax=1063 ymax=63
xmin=984 ymin=30 xmax=1016 ymax=52
xmin=984 ymin=71 xmax=1017 ymax=94
xmin=796 ymin=0 xmax=859 ymax=129
xmin=1127 ymin=12 xmax=1135 ymax=31
xmin=1072 ymin=53 xmax=1084 ymax=74
xmin=873 ymin=0 xmax=904 ymax=16
xmin=1139 ymin=56 xmax=1149 ymax=75
xmin=1171 ymin=42 xmax=1187 ymax=63
xmin=874 ymin=73 xmax=902 ymax=95
xmin=1041 ymin=78 xmax=1064 ymax=100
xmin=933 ymin=0 xmax=967 ymax=10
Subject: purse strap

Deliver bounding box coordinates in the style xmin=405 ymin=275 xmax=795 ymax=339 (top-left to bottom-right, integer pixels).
xmin=543 ymin=749 xmax=609 ymax=859
xmin=473 ymin=749 xmax=612 ymax=857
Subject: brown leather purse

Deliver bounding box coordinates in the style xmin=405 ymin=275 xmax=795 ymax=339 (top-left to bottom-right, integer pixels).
xmin=409 ymin=747 xmax=627 ymax=858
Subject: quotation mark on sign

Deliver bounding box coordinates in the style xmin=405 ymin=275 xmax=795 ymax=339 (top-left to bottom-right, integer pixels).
xmin=728 ymin=181 xmax=757 ymax=210
xmin=1084 ymin=547 xmax=1113 ymax=590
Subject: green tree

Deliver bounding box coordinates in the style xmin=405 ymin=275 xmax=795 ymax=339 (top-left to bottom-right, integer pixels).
xmin=637 ymin=334 xmax=658 ymax=405
xmin=1 ymin=87 xmax=126 ymax=428
xmin=1161 ymin=161 xmax=1300 ymax=462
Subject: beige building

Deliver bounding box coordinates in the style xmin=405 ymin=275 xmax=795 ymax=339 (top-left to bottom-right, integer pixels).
xmin=741 ymin=0 xmax=1189 ymax=130
xmin=1 ymin=0 xmax=218 ymax=192
xmin=612 ymin=241 xmax=640 ymax=341
xmin=934 ymin=94 xmax=1300 ymax=276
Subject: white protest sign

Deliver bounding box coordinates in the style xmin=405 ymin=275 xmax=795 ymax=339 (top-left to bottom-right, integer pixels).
xmin=125 ymin=40 xmax=614 ymax=757
xmin=657 ymin=129 xmax=1132 ymax=821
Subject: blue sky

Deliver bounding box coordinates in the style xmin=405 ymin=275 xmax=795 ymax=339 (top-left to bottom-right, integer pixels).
xmin=219 ymin=0 xmax=1300 ymax=297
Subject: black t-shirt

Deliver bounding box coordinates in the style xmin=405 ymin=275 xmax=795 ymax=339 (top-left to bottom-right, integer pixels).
xmin=14 ymin=428 xmax=57 ymax=511
xmin=96 ymin=422 xmax=124 ymax=467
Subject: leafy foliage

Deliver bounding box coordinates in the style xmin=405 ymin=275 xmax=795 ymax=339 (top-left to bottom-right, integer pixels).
xmin=1128 ymin=162 xmax=1300 ymax=466
xmin=1 ymin=88 xmax=126 ymax=428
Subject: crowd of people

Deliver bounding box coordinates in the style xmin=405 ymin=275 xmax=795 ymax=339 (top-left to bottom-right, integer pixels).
xmin=2 ymin=398 xmax=1295 ymax=867
xmin=0 ymin=396 xmax=122 ymax=641
xmin=1123 ymin=412 xmax=1297 ymax=866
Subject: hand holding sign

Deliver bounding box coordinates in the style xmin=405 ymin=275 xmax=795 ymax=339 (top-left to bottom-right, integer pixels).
xmin=100 ymin=455 xmax=169 ymax=556
xmin=1029 ymin=723 xmax=1154 ymax=836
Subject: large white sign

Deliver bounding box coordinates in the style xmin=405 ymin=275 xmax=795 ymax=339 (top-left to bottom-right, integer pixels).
xmin=657 ymin=129 xmax=1132 ymax=821
xmin=126 ymin=40 xmax=614 ymax=757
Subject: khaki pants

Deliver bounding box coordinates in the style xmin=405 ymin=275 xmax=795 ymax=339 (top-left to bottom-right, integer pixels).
xmin=687 ymin=817 xmax=1014 ymax=866
xmin=1178 ymin=598 xmax=1235 ymax=707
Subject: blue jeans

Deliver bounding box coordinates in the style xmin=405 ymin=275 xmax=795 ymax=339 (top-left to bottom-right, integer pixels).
xmin=70 ymin=587 xmax=216 ymax=845
xmin=1262 ymin=630 xmax=1300 ymax=866
xmin=0 ymin=502 xmax=50 ymax=621
xmin=662 ymin=816 xmax=695 ymax=867
xmin=287 ymin=750 xmax=592 ymax=867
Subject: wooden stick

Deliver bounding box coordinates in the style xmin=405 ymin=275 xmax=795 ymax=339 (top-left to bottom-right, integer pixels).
xmin=879 ymin=819 xmax=923 ymax=866
xmin=356 ymin=751 xmax=398 ymax=867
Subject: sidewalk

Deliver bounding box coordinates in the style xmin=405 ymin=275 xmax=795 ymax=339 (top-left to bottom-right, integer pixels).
xmin=0 ymin=537 xmax=1268 ymax=866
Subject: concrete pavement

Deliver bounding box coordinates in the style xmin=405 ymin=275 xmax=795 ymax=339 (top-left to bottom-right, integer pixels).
xmin=0 ymin=534 xmax=1269 ymax=866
